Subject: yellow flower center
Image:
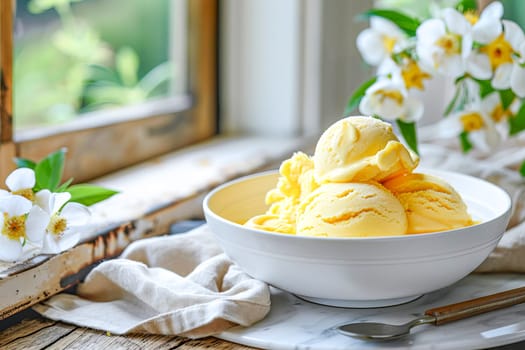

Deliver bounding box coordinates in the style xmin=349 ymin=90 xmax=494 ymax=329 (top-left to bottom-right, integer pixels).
xmin=464 ymin=11 xmax=479 ymax=25
xmin=47 ymin=214 xmax=67 ymax=236
xmin=12 ymin=188 xmax=34 ymax=202
xmin=460 ymin=112 xmax=485 ymax=131
xmin=435 ymin=33 xmax=461 ymax=55
xmin=2 ymin=214 xmax=26 ymax=241
xmin=382 ymin=36 xmax=397 ymax=54
xmin=480 ymin=34 xmax=514 ymax=70
xmin=490 ymin=104 xmax=510 ymax=122
xmin=375 ymin=89 xmax=404 ymax=105
xmin=401 ymin=60 xmax=432 ymax=90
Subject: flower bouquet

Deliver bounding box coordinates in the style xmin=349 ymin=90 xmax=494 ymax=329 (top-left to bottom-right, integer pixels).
xmin=348 ymin=0 xmax=525 ymax=176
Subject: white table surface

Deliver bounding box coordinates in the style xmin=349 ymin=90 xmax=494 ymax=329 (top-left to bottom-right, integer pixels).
xmin=219 ymin=273 xmax=525 ymax=350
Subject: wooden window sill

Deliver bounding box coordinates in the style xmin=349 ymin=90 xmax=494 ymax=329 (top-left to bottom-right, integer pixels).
xmin=0 ymin=135 xmax=315 ymax=320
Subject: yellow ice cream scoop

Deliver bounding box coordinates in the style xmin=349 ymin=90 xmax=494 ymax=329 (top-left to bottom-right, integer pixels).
xmin=244 ymin=214 xmax=295 ymax=234
xmin=383 ymin=173 xmax=473 ymax=234
xmin=265 ymin=151 xmax=319 ymax=223
xmin=313 ymin=116 xmax=419 ymax=183
xmin=296 ymin=182 xmax=408 ymax=237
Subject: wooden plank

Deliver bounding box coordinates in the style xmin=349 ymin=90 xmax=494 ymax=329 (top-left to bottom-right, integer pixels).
xmin=45 ymin=328 xmax=189 ymax=350
xmin=2 ymin=321 xmax=75 ymax=350
xmin=0 ymin=317 xmax=254 ymax=349
xmin=180 ymin=338 xmax=257 ymax=350
xmin=0 ymin=318 xmax=56 ymax=347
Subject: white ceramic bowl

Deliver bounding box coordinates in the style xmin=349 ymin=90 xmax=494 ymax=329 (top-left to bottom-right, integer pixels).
xmin=203 ymin=169 xmax=512 ymax=307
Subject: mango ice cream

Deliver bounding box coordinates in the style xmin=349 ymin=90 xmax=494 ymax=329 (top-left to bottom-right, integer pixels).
xmin=383 ymin=173 xmax=473 ymax=234
xmin=244 ymin=116 xmax=473 ymax=237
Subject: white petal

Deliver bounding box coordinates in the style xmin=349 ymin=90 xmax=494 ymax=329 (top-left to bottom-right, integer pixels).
xmin=461 ymin=33 xmax=473 ymax=59
xmin=466 ymin=53 xmax=492 ymax=79
xmin=519 ymin=41 xmax=525 ymax=60
xmin=58 ymin=232 xmax=80 ymax=252
xmin=484 ymin=127 xmax=501 ymax=148
xmin=443 ymin=8 xmax=470 ymax=35
xmin=25 ymin=205 xmax=49 ymax=242
xmin=0 ymin=190 xmax=9 ymax=197
xmin=371 ymin=17 xmax=403 ymax=37
xmin=436 ymin=116 xmax=463 ymax=138
xmin=492 ymin=63 xmax=513 ymax=89
xmin=52 ymin=192 xmax=72 ymax=213
xmin=376 ymin=98 xmax=405 ymax=120
xmin=61 ymin=202 xmax=91 ymax=227
xmin=357 ymin=29 xmax=386 ymax=66
xmin=417 ymin=19 xmax=446 ymax=43
xmin=0 ymin=195 xmax=32 ymax=216
xmin=5 ymin=168 xmax=35 ymax=192
xmin=0 ymin=235 xmax=22 ymax=262
xmin=480 ymin=92 xmax=500 ymax=112
xmin=473 ymin=2 xmax=503 ymax=45
xmin=358 ymin=95 xmax=374 ymax=116
xmin=472 ymin=18 xmax=502 ymax=44
xmin=511 ymin=65 xmax=525 ymax=98
xmin=416 ymin=45 xmax=438 ymax=73
xmin=35 ymin=189 xmax=52 ymax=214
xmin=402 ymin=96 xmax=424 ymax=122
xmin=503 ymin=20 xmax=525 ymax=52
xmin=41 ymin=235 xmax=61 ymax=255
xmin=377 ymin=58 xmax=400 ymax=76
xmin=440 ymin=54 xmax=465 ymax=78
xmin=480 ymin=1 xmax=503 ymax=21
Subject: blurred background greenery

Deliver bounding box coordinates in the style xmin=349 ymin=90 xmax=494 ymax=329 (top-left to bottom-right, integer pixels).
xmin=14 ymin=0 xmax=173 ymax=129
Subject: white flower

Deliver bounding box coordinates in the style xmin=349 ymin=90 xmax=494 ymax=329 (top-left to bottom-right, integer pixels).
xmin=359 ymin=78 xmax=423 ymax=122
xmin=464 ymin=1 xmax=525 ymax=97
xmin=378 ymin=57 xmax=432 ymax=91
xmin=357 ymin=17 xmax=407 ymax=66
xmin=0 ymin=195 xmax=48 ymax=262
xmin=416 ymin=8 xmax=472 ymax=78
xmin=36 ymin=190 xmax=91 ymax=254
xmin=0 ymin=168 xmax=36 ymax=201
xmin=436 ymin=98 xmax=501 ymax=152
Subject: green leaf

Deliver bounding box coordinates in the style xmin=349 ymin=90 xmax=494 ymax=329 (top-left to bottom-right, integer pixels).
xmin=66 ymin=184 xmax=119 ymax=206
xmin=56 ymin=177 xmax=74 ymax=192
xmin=396 ymin=119 xmax=419 ymax=155
xmin=14 ymin=157 xmax=37 ymax=170
xmin=35 ymin=148 xmax=66 ymax=191
xmin=520 ymin=159 xmax=525 ymax=177
xmin=443 ymin=87 xmax=461 ymax=116
xmin=459 ymin=131 xmax=473 ymax=153
xmin=509 ymin=103 xmax=525 ymax=135
xmin=344 ymin=77 xmax=377 ymax=116
xmin=358 ymin=9 xmax=420 ymax=36
xmin=455 ymin=0 xmax=477 ymax=13
xmin=499 ymin=89 xmax=515 ymax=110
xmin=475 ymin=79 xmax=495 ymax=98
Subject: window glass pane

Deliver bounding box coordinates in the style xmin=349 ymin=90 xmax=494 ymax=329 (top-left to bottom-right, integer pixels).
xmin=14 ymin=0 xmax=186 ymax=130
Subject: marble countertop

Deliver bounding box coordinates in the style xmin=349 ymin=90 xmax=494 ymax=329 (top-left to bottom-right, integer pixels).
xmin=218 ymin=273 xmax=525 ymax=349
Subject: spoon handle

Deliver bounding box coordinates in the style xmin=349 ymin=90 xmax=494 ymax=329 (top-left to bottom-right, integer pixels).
xmin=424 ymin=286 xmax=525 ymax=325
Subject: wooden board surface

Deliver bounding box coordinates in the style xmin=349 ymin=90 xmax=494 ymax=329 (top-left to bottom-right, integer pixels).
xmin=0 ymin=315 xmax=257 ymax=350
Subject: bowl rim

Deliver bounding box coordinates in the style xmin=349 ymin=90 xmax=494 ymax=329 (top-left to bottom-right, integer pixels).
xmin=203 ymin=168 xmax=512 ymax=242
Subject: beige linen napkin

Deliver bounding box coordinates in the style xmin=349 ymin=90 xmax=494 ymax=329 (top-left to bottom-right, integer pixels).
xmin=32 ymin=225 xmax=271 ymax=338
xmin=419 ymin=142 xmax=525 ymax=272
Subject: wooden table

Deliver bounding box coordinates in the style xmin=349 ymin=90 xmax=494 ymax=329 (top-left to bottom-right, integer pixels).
xmin=0 ymin=311 xmax=256 ymax=350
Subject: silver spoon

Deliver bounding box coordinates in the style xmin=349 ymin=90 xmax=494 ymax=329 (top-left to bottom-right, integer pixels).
xmin=337 ymin=285 xmax=525 ymax=341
